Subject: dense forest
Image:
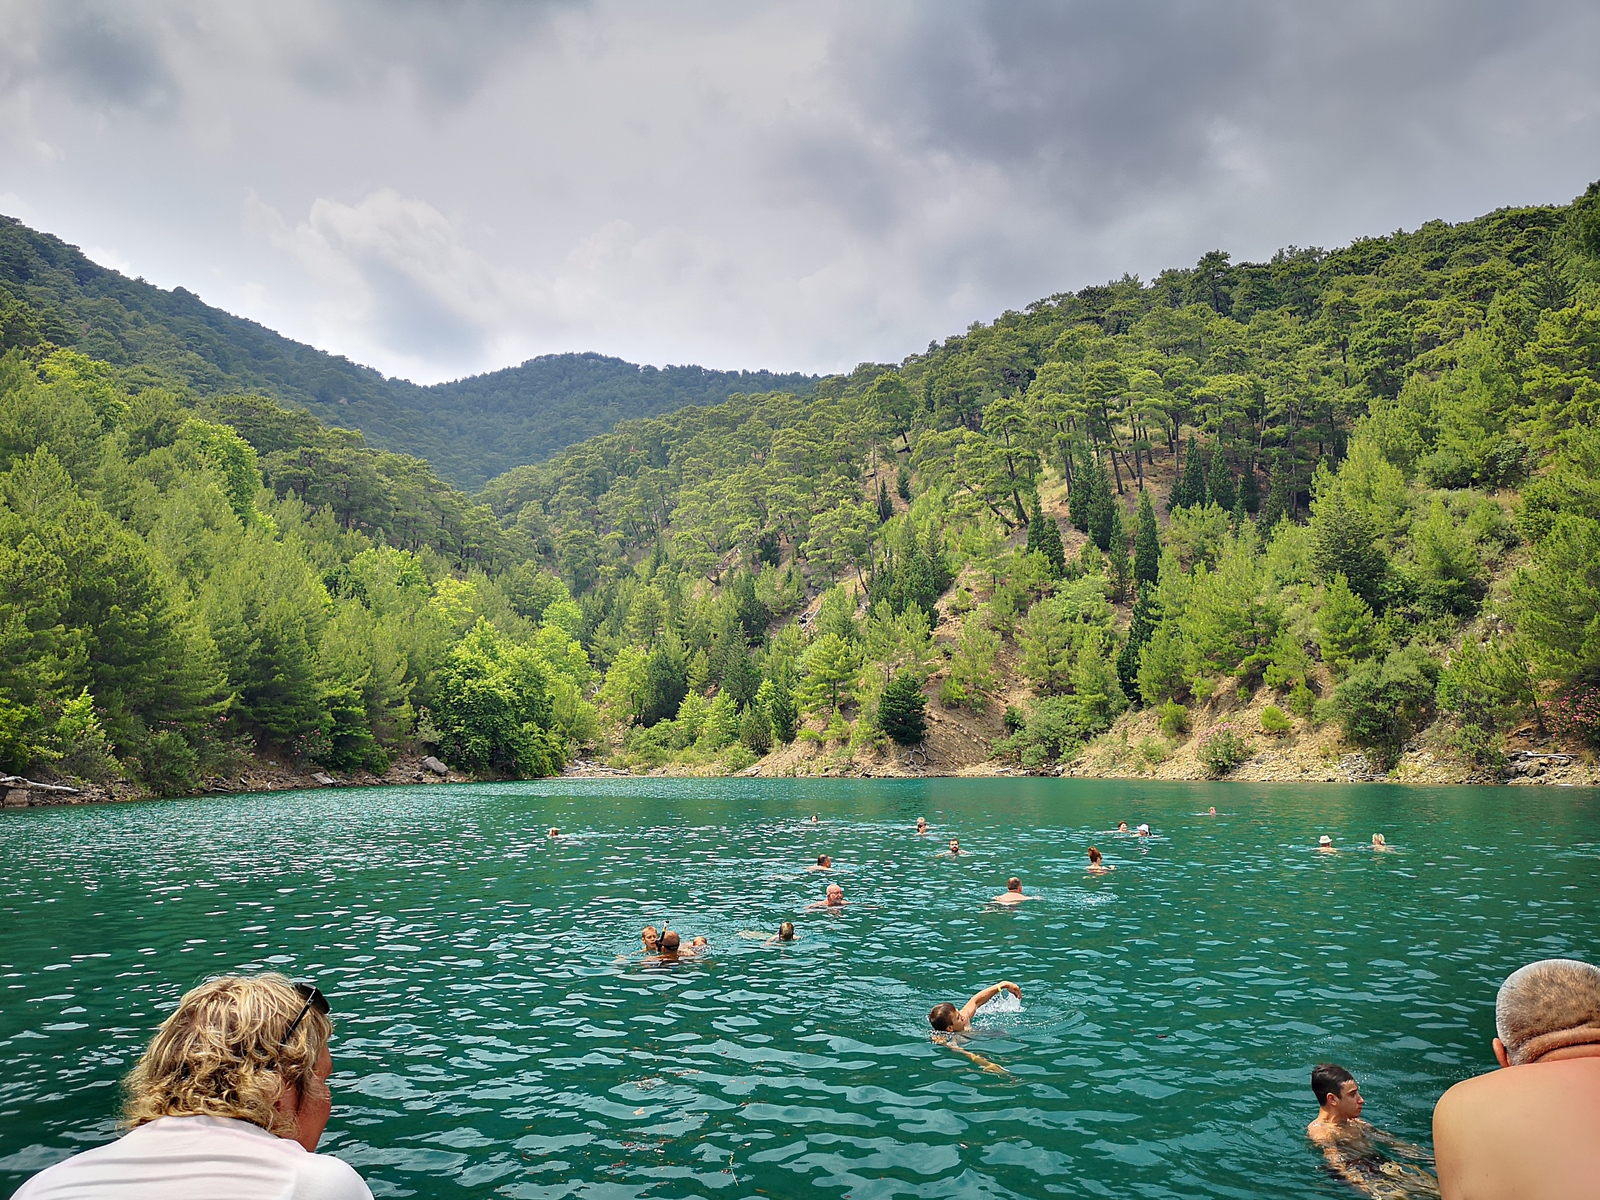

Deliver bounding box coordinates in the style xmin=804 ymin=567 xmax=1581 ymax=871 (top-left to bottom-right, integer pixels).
xmin=4 ymin=184 xmax=1600 ymax=795
xmin=0 ymin=217 xmax=813 ymax=487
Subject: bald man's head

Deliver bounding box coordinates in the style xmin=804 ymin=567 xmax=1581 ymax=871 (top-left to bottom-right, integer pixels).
xmin=1495 ymin=959 xmax=1600 ymax=1065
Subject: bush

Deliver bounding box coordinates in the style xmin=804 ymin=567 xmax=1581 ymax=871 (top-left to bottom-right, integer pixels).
xmin=739 ymin=703 xmax=773 ymax=755
xmin=1546 ymin=685 xmax=1600 ymax=748
xmin=1135 ymin=736 xmax=1168 ymax=768
xmin=136 ymin=730 xmax=201 ymax=797
xmin=1259 ymin=705 xmax=1292 ymax=735
xmin=1288 ymin=681 xmax=1316 ymax=717
xmin=1158 ymin=700 xmax=1189 ymax=738
xmin=1003 ymin=705 xmax=1026 ymax=733
xmin=1331 ymin=645 xmax=1441 ymax=770
xmin=938 ymin=676 xmax=969 ymax=709
xmin=1196 ymin=724 xmax=1252 ymax=776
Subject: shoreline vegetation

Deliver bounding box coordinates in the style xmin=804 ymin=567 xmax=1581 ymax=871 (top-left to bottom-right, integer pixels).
xmin=5 ymin=185 xmax=1600 ymax=803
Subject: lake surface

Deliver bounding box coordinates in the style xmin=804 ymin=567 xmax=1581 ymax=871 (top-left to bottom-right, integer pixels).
xmin=2 ymin=778 xmax=1598 ymax=1199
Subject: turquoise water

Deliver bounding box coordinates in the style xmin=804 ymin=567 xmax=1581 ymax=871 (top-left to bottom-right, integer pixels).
xmin=3 ymin=778 xmax=1599 ymax=1199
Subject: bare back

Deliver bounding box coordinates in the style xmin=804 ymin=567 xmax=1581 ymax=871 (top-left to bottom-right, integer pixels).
xmin=1434 ymin=1057 xmax=1600 ymax=1200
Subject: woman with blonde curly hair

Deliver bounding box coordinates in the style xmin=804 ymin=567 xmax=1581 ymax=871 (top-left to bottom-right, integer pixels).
xmin=14 ymin=973 xmax=371 ymax=1199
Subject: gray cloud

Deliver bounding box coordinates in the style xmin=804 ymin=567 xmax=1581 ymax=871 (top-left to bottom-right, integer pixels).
xmin=0 ymin=0 xmax=1597 ymax=382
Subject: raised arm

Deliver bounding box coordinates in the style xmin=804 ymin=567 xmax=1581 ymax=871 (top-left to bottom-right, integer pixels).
xmin=960 ymin=980 xmax=1021 ymax=1022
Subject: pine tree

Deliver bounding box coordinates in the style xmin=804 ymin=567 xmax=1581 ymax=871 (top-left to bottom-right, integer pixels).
xmin=1207 ymin=445 xmax=1236 ymax=512
xmin=1171 ymin=436 xmax=1207 ymax=510
xmin=1107 ymin=503 xmax=1132 ymax=600
xmin=1316 ymin=574 xmax=1379 ymax=676
xmin=766 ymin=676 xmax=798 ymax=743
xmin=896 ymin=463 xmax=911 ymax=501
xmin=1239 ymin=455 xmax=1261 ymax=514
xmin=1087 ymin=461 xmax=1115 ymax=551
xmin=1311 ymin=479 xmax=1389 ymax=608
xmin=1068 ymin=448 xmax=1092 ymax=532
xmin=1231 ymin=487 xmax=1249 ymax=531
xmin=1260 ymin=453 xmax=1292 ymax=531
xmin=1116 ymin=585 xmax=1160 ymax=701
xmin=797 ymin=632 xmax=860 ymax=715
xmin=878 ymin=671 xmax=928 ymax=745
xmin=876 ymin=478 xmax=893 ymax=524
xmin=1133 ymin=488 xmax=1161 ymax=590
xmin=1027 ymin=499 xmax=1066 ymax=578
xmin=739 ymin=702 xmax=773 ymax=754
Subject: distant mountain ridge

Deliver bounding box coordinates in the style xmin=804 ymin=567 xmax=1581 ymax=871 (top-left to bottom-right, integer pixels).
xmin=0 ymin=214 xmax=816 ymax=488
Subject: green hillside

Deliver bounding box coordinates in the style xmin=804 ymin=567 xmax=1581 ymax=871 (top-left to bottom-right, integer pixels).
xmin=3 ymin=183 xmax=1600 ymax=798
xmin=0 ymin=215 xmax=814 ymax=487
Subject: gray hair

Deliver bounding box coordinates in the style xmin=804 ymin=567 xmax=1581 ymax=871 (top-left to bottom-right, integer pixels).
xmin=1495 ymin=959 xmax=1600 ymax=1065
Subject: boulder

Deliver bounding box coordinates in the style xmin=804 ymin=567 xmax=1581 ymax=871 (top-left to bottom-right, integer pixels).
xmin=422 ymin=756 xmax=449 ymax=776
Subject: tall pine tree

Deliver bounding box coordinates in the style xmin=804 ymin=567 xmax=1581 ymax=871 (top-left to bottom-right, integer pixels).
xmin=1087 ymin=460 xmax=1115 ymax=551
xmin=1116 ymin=585 xmax=1160 ymax=701
xmin=1239 ymin=455 xmax=1261 ymax=513
xmin=1068 ymin=447 xmax=1092 ymax=532
xmin=1133 ymin=488 xmax=1161 ymax=590
xmin=1260 ymin=452 xmax=1293 ymax=531
xmin=1171 ymin=436 xmax=1207 ymax=510
xmin=1026 ymin=499 xmax=1066 ymax=578
xmin=1207 ymin=445 xmax=1236 ymax=512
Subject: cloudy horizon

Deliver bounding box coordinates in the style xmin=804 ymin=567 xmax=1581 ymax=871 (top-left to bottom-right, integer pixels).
xmin=2 ymin=1 xmax=1599 ymax=385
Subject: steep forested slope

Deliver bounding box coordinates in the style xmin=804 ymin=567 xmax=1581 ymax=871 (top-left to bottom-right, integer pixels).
xmin=4 ymin=184 xmax=1600 ymax=799
xmin=0 ymin=215 xmax=814 ymax=487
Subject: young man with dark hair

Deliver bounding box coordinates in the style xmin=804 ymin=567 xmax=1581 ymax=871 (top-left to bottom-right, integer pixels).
xmin=1307 ymin=1063 xmax=1435 ymax=1194
xmin=928 ymin=982 xmax=1021 ymax=1076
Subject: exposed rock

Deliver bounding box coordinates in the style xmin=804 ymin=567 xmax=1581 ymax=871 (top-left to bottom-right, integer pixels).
xmin=311 ymin=772 xmax=336 ymax=786
xmin=421 ymin=756 xmax=449 ymax=776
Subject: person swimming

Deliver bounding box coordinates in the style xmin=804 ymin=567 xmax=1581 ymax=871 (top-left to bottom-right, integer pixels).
xmin=946 ymin=838 xmax=966 ymax=857
xmin=916 ymin=816 xmax=928 ymax=835
xmin=737 ymin=921 xmax=796 ymax=943
xmin=547 ymin=827 xmax=559 ymax=838
xmin=1116 ymin=821 xmax=1129 ymax=833
xmin=806 ymin=883 xmax=846 ymax=910
xmin=806 ymin=854 xmax=832 ymax=871
xmin=1320 ymin=835 xmax=1338 ymax=853
xmin=641 ymin=925 xmax=659 ymax=953
xmin=1206 ymin=807 xmax=1218 ymax=816
xmin=1372 ymin=834 xmax=1392 ymax=852
xmin=929 ymin=981 xmax=1022 ymax=1075
xmin=990 ymin=877 xmax=1038 ymax=906
xmin=648 ymin=930 xmax=687 ymax=962
xmin=1136 ymin=823 xmax=1151 ymax=838
xmin=1307 ymin=1063 xmax=1437 ymax=1197
xmin=1087 ymin=847 xmax=1113 ymax=874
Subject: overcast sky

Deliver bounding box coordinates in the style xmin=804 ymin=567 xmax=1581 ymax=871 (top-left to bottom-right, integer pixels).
xmin=2 ymin=1 xmax=1599 ymax=384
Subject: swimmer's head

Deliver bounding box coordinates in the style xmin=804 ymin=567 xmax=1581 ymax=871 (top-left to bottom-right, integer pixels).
xmin=548 ymin=827 xmax=559 ymax=837
xmin=778 ymin=921 xmax=795 ymax=941
xmin=1372 ymin=834 xmax=1387 ymax=846
xmin=825 ymin=883 xmax=843 ymax=903
xmin=1088 ymin=847 xmax=1102 ymax=864
xmin=1006 ymin=877 xmax=1021 ymax=892
xmin=917 ymin=817 xmax=927 ymax=828
xmin=659 ymin=931 xmax=681 ymax=953
xmin=1494 ymin=958 xmax=1600 ymax=1065
xmin=1117 ymin=822 xmax=1128 ymax=832
xmin=1207 ymin=807 xmax=1217 ymax=815
xmin=1136 ymin=824 xmax=1150 ymax=836
xmin=1319 ymin=835 xmax=1333 ymax=846
xmin=1311 ymin=1063 xmax=1361 ymax=1115
xmin=817 ymin=854 xmax=831 ymax=867
xmin=949 ymin=839 xmax=960 ymax=852
xmin=642 ymin=925 xmax=659 ymax=948
xmin=690 ymin=936 xmax=707 ymax=948
xmin=929 ymin=1002 xmax=962 ymax=1032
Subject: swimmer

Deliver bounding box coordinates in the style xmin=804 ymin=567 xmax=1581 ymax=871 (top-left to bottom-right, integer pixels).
xmin=648 ymin=930 xmax=686 ymax=962
xmin=928 ymin=981 xmax=1022 ymax=1075
xmin=946 ymin=838 xmax=967 ymax=857
xmin=1117 ymin=821 xmax=1129 ymax=833
xmin=1207 ymin=807 xmax=1218 ymax=816
xmin=990 ymin=877 xmax=1039 ymax=906
xmin=1319 ymin=835 xmax=1338 ymax=854
xmin=768 ymin=921 xmax=796 ymax=944
xmin=916 ymin=816 xmax=928 ymax=835
xmin=687 ymin=935 xmax=708 ymax=956
xmin=1372 ymin=834 xmax=1392 ymax=852
xmin=1087 ymin=846 xmax=1113 ymax=874
xmin=810 ymin=814 xmax=819 ymax=823
xmin=806 ymin=883 xmax=846 ymax=910
xmin=1136 ymin=823 xmax=1151 ymax=837
xmin=547 ymin=827 xmax=559 ymax=837
xmin=641 ymin=925 xmax=659 ymax=953
xmin=1308 ymin=1063 xmax=1437 ymax=1196
xmin=807 ymin=854 xmax=833 ymax=871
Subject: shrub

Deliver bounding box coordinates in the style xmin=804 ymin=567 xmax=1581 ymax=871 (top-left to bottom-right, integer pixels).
xmin=938 ymin=676 xmax=969 ymax=709
xmin=1003 ymin=705 xmax=1026 ymax=733
xmin=1158 ymin=700 xmax=1189 ymax=738
xmin=1196 ymin=723 xmax=1252 ymax=776
xmin=1259 ymin=705 xmax=1292 ymax=735
xmin=1135 ymin=736 xmax=1168 ymax=768
xmin=1546 ymin=685 xmax=1600 ymax=748
xmin=1331 ymin=645 xmax=1441 ymax=770
xmin=136 ymin=730 xmax=201 ymax=798
xmin=1288 ymin=681 xmax=1316 ymax=717
xmin=739 ymin=703 xmax=773 ymax=755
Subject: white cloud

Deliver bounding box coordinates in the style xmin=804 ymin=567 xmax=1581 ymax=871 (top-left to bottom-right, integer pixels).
xmin=2 ymin=0 xmax=1600 ymax=382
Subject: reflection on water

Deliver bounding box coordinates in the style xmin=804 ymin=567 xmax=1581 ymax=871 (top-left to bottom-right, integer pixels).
xmin=1 ymin=777 xmax=1598 ymax=1198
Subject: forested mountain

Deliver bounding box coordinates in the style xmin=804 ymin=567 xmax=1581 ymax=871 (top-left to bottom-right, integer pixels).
xmin=0 ymin=216 xmax=814 ymax=487
xmin=3 ymin=184 xmax=1600 ymax=798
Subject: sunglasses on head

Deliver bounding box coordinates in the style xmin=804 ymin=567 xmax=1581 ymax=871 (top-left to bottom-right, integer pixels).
xmin=281 ymin=982 xmax=330 ymax=1045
